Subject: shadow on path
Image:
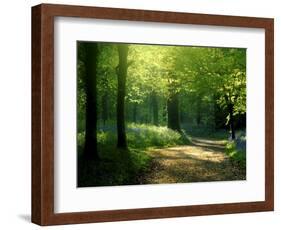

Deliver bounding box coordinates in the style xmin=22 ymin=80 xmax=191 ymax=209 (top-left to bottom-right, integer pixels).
xmin=143 ymin=137 xmax=245 ymax=184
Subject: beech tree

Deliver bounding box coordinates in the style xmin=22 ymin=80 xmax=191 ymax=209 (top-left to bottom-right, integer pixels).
xmin=82 ymin=42 xmax=99 ymax=160
xmin=77 ymin=42 xmax=246 ymax=151
xmin=116 ymin=44 xmax=129 ymax=148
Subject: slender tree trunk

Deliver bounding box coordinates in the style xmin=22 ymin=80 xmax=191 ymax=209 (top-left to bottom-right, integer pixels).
xmin=214 ymin=94 xmax=226 ymax=129
xmin=167 ymin=92 xmax=181 ymax=132
xmin=228 ymin=103 xmax=236 ymax=140
xmin=162 ymin=104 xmax=167 ymax=123
xmin=151 ymin=91 xmax=159 ymax=126
xmin=132 ymin=103 xmax=137 ymax=123
xmin=196 ymin=99 xmax=202 ymax=126
xmin=116 ymin=45 xmax=128 ymax=149
xmin=83 ymin=43 xmax=99 ymax=160
xmin=101 ymin=93 xmax=108 ymax=126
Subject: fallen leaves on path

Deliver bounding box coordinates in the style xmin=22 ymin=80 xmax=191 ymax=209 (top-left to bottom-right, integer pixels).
xmin=143 ymin=137 xmax=246 ymax=184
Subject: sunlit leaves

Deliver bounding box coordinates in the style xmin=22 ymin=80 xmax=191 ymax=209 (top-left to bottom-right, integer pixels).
xmin=79 ymin=42 xmax=246 ymax=127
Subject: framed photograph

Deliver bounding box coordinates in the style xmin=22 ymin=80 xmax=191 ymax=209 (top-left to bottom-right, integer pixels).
xmin=32 ymin=3 xmax=274 ymax=225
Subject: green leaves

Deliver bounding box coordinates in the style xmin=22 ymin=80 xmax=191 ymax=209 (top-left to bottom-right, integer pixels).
xmin=78 ymin=42 xmax=246 ymax=130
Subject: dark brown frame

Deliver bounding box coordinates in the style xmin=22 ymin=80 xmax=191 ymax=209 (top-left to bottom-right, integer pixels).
xmin=32 ymin=3 xmax=274 ymax=226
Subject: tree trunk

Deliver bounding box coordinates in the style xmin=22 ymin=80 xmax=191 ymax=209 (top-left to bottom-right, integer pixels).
xmin=228 ymin=103 xmax=236 ymax=140
xmin=101 ymin=93 xmax=108 ymax=126
xmin=162 ymin=104 xmax=167 ymax=123
xmin=132 ymin=103 xmax=137 ymax=123
xmin=83 ymin=43 xmax=99 ymax=160
xmin=196 ymin=99 xmax=202 ymax=126
xmin=151 ymin=91 xmax=159 ymax=126
xmin=116 ymin=45 xmax=128 ymax=149
xmin=196 ymin=94 xmax=202 ymax=126
xmin=167 ymin=92 xmax=181 ymax=132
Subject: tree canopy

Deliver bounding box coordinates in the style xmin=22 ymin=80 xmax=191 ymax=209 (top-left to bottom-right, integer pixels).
xmin=78 ymin=43 xmax=246 ymax=138
xmin=77 ymin=42 xmax=246 ymax=187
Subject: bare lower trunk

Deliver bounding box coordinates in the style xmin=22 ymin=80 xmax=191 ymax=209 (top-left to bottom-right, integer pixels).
xmin=83 ymin=43 xmax=99 ymax=160
xmin=151 ymin=91 xmax=159 ymax=126
xmin=228 ymin=103 xmax=236 ymax=140
xmin=196 ymin=100 xmax=202 ymax=126
xmin=167 ymin=93 xmax=181 ymax=132
xmin=116 ymin=45 xmax=128 ymax=149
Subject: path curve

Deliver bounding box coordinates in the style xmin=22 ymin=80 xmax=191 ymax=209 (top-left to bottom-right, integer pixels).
xmin=143 ymin=137 xmax=245 ymax=184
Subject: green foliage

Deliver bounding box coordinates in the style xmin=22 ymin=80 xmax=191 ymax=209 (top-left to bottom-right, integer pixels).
xmin=78 ymin=148 xmax=152 ymax=187
xmin=77 ymin=123 xmax=190 ymax=187
xmin=79 ymin=42 xmax=246 ymax=131
xmin=78 ymin=123 xmax=189 ymax=150
xmin=127 ymin=123 xmax=189 ymax=148
xmin=225 ymin=141 xmax=246 ymax=169
xmin=77 ymin=42 xmax=247 ymax=186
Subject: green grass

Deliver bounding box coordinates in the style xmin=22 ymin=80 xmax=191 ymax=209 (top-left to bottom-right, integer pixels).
xmin=225 ymin=141 xmax=246 ymax=169
xmin=78 ymin=147 xmax=152 ymax=187
xmin=78 ymin=123 xmax=190 ymax=187
xmin=127 ymin=123 xmax=190 ymax=148
xmin=78 ymin=123 xmax=190 ymax=150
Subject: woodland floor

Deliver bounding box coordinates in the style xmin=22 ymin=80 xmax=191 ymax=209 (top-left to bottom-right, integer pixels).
xmin=142 ymin=137 xmax=246 ymax=184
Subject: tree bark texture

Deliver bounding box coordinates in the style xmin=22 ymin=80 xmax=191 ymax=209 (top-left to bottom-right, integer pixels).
xmin=151 ymin=91 xmax=159 ymax=126
xmin=83 ymin=43 xmax=99 ymax=160
xmin=116 ymin=45 xmax=129 ymax=148
xmin=167 ymin=92 xmax=181 ymax=132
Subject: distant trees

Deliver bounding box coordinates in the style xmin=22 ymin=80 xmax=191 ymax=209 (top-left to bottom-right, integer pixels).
xmin=150 ymin=91 xmax=159 ymax=126
xmin=172 ymin=47 xmax=246 ymax=139
xmin=96 ymin=44 xmax=118 ymax=126
xmin=77 ymin=42 xmax=246 ymax=156
xmin=212 ymin=49 xmax=246 ymax=139
xmin=128 ymin=45 xmax=184 ymax=132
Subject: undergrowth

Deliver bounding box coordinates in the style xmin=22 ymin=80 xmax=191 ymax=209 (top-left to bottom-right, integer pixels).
xmin=225 ymin=141 xmax=246 ymax=169
xmin=78 ymin=123 xmax=190 ymax=187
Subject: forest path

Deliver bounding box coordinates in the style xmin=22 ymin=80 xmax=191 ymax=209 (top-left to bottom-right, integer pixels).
xmin=144 ymin=137 xmax=245 ymax=184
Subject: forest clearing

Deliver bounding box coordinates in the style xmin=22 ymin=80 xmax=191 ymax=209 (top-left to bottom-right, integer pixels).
xmin=77 ymin=42 xmax=246 ymax=187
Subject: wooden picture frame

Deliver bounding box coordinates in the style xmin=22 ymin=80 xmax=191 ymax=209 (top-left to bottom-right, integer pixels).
xmin=32 ymin=3 xmax=274 ymax=226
